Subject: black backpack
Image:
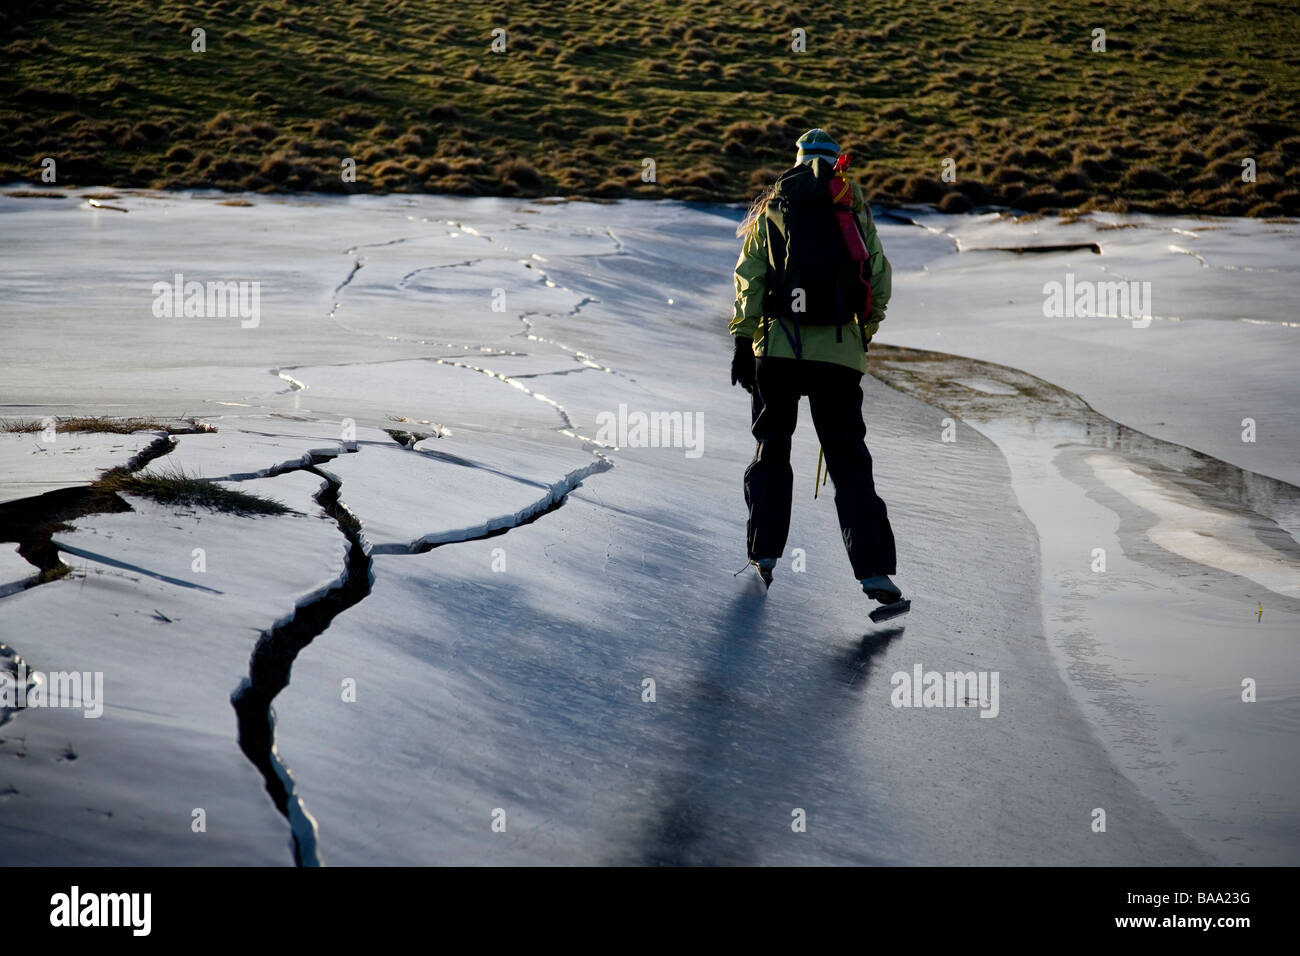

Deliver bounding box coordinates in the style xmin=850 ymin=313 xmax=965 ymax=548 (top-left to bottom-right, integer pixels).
xmin=761 ymin=158 xmax=869 ymax=355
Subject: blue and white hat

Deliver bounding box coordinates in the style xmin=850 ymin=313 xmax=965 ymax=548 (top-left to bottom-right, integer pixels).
xmin=795 ymin=128 xmax=840 ymax=165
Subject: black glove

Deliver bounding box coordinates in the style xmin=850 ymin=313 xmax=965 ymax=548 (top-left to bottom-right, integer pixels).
xmin=730 ymin=336 xmax=756 ymax=392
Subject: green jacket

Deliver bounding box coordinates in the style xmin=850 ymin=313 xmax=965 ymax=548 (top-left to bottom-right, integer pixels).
xmin=730 ymin=179 xmax=892 ymax=373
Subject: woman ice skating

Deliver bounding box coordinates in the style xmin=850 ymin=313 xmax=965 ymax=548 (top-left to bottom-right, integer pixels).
xmin=729 ymin=128 xmax=908 ymax=621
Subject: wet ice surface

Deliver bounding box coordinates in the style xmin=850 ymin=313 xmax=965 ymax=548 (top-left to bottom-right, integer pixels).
xmin=989 ymin=430 xmax=1299 ymax=865
xmin=0 ymin=470 xmax=339 ymax=864
xmin=273 ymin=376 xmax=1207 ymax=865
xmin=869 ymin=348 xmax=1300 ymax=864
xmin=880 ymin=208 xmax=1300 ymax=487
xmin=0 ymin=187 xmax=1296 ymax=864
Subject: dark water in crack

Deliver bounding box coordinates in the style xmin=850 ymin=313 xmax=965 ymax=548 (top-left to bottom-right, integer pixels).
xmin=231 ymin=459 xmax=373 ymax=867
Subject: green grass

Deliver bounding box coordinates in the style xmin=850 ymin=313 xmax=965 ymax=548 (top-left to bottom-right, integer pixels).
xmin=2 ymin=0 xmax=1298 ymax=215
xmin=93 ymin=463 xmax=293 ymax=516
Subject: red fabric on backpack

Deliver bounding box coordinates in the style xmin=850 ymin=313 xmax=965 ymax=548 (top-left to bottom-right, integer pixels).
xmin=827 ymin=154 xmax=872 ymax=318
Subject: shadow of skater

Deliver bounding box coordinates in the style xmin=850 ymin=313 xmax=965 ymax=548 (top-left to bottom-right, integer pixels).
xmin=625 ymin=590 xmax=903 ymax=865
xmin=629 ymin=585 xmax=767 ymax=866
xmin=835 ymin=626 xmax=905 ymax=691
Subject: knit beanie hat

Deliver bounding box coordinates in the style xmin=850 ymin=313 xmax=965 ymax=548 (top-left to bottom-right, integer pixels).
xmin=795 ymin=128 xmax=840 ymax=165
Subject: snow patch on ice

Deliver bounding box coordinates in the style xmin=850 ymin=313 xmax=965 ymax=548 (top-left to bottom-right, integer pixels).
xmin=1087 ymin=453 xmax=1300 ymax=600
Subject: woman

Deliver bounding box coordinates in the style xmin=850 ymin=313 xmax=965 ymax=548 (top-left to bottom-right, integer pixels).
xmin=729 ymin=128 xmax=905 ymax=618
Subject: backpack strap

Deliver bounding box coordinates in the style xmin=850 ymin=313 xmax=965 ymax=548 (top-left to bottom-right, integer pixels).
xmin=763 ymin=199 xmax=803 ymax=359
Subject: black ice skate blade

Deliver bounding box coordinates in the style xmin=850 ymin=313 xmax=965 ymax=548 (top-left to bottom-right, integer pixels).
xmin=869 ymin=599 xmax=911 ymax=623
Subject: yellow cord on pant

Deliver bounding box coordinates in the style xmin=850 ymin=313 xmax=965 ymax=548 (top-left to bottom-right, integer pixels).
xmin=814 ymin=446 xmax=828 ymax=499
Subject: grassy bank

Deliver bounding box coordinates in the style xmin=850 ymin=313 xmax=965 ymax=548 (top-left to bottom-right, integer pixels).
xmin=2 ymin=0 xmax=1298 ymax=215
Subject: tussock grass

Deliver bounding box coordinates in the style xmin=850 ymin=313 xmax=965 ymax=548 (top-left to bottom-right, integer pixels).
xmin=93 ymin=464 xmax=292 ymax=516
xmin=0 ymin=416 xmax=173 ymax=434
xmin=0 ymin=0 xmax=1296 ymax=214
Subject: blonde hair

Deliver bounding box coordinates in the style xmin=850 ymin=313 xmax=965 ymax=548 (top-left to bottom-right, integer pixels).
xmin=735 ymin=184 xmax=776 ymax=239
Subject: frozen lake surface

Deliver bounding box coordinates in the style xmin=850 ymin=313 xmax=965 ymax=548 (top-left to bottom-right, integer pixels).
xmin=0 ymin=188 xmax=1296 ymax=864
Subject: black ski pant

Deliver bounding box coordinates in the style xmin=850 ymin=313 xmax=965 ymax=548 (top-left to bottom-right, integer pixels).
xmin=745 ymin=357 xmax=897 ymax=580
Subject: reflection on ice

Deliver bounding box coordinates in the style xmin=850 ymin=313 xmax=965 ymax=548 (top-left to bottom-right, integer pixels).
xmin=870 ymin=344 xmax=1300 ymax=864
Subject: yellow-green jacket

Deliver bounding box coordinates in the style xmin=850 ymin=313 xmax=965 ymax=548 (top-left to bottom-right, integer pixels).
xmin=730 ymin=180 xmax=891 ymax=373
